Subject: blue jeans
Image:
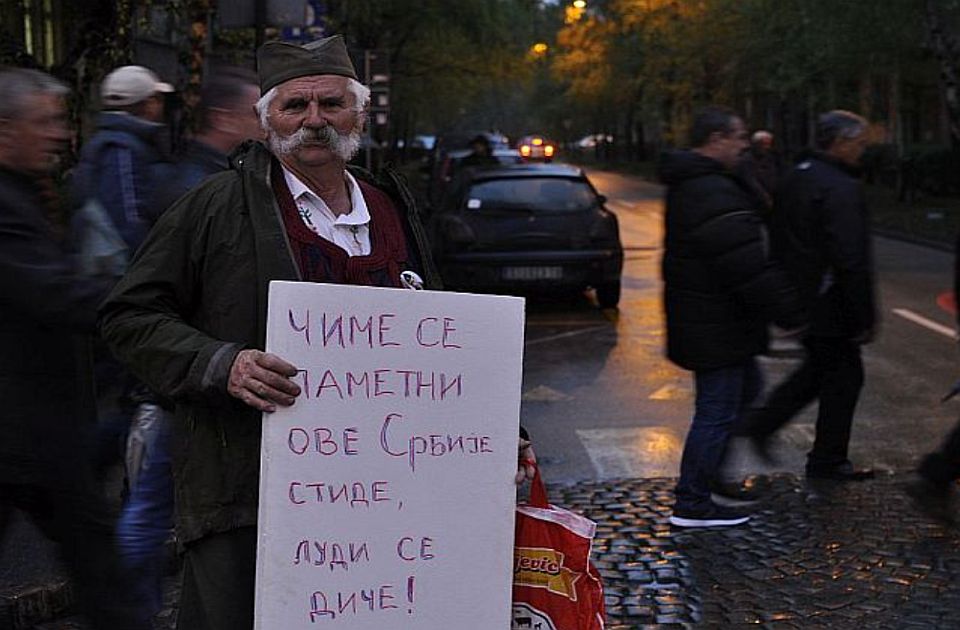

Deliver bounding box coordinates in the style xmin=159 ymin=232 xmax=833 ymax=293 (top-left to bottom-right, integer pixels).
xmin=117 ymin=403 xmax=174 ymax=618
xmin=675 ymin=359 xmax=763 ymax=511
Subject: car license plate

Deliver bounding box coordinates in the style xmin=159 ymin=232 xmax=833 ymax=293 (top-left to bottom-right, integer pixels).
xmin=502 ymin=266 xmax=563 ymax=280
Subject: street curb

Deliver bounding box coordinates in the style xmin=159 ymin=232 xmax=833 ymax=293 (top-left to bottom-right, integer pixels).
xmin=3 ymin=539 xmax=180 ymax=629
xmin=1 ymin=580 xmax=74 ymax=630
xmin=872 ymin=226 xmax=954 ymax=253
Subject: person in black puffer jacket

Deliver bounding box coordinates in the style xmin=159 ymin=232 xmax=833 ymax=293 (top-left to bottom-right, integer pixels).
xmin=660 ymin=106 xmax=806 ymax=529
xmin=739 ymin=110 xmax=877 ymax=482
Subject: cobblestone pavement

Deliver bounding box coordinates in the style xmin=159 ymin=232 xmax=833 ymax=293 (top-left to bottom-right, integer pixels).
xmin=31 ymin=473 xmax=960 ymax=629
xmin=563 ymin=474 xmax=960 ymax=628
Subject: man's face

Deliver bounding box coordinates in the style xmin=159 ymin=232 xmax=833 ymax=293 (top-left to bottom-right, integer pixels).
xmin=832 ymin=133 xmax=869 ymax=167
xmin=264 ymin=75 xmax=363 ymax=167
xmin=222 ymin=84 xmax=263 ymax=147
xmin=0 ymin=92 xmax=69 ymax=175
xmin=236 ymin=84 xmax=265 ymax=142
xmin=141 ymin=93 xmax=165 ymax=123
xmin=714 ymin=118 xmax=749 ymax=169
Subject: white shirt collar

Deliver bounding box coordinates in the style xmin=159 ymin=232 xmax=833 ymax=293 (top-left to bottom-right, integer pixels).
xmin=281 ymin=166 xmax=370 ymax=227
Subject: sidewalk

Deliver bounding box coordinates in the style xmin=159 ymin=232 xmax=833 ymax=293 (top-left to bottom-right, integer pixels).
xmin=567 ymin=474 xmax=960 ymax=628
xmin=23 ymin=473 xmax=960 ymax=629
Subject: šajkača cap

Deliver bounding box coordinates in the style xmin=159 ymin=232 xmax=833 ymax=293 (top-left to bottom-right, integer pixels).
xmin=257 ymin=35 xmax=359 ymax=94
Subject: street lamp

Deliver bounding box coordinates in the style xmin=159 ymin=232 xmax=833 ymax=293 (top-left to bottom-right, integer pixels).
xmin=565 ymin=1 xmax=586 ymax=24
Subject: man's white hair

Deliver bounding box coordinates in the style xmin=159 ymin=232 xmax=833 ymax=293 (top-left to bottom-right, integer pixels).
xmin=254 ymin=78 xmax=371 ymax=132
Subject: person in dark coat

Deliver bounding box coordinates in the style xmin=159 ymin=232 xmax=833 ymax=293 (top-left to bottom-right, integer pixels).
xmin=738 ymin=110 xmax=877 ymax=481
xmin=0 ymin=67 xmax=151 ymax=630
xmin=153 ymin=67 xmax=262 ymax=215
xmin=660 ymin=106 xmax=806 ymax=528
xmin=99 ymin=36 xmax=534 ymax=630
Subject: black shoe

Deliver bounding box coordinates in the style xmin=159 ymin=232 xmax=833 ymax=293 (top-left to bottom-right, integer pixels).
xmin=710 ymin=479 xmax=765 ymax=502
xmin=669 ymin=502 xmax=751 ymax=528
xmin=806 ymin=461 xmax=875 ymax=481
xmin=905 ymin=476 xmax=954 ymax=524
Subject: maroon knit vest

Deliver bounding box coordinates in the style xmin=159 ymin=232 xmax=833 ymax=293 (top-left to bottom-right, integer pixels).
xmin=272 ymin=162 xmax=408 ymax=287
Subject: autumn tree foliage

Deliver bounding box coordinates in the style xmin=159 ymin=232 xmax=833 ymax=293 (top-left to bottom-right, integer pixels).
xmin=550 ymin=0 xmax=959 ymax=157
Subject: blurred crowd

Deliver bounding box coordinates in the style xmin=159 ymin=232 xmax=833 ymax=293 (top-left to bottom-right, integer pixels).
xmin=0 ymin=59 xmax=263 ymax=628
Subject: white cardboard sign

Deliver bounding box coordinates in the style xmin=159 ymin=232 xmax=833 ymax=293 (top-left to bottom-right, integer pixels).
xmin=255 ymin=281 xmax=525 ymax=629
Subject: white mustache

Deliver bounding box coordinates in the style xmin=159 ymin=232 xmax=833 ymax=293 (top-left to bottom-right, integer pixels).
xmin=268 ymin=125 xmax=361 ymax=162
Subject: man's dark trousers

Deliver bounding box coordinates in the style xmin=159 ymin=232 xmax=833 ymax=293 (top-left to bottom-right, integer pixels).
xmin=675 ymin=358 xmax=762 ymax=511
xmin=176 ymin=526 xmax=257 ymax=630
xmin=919 ymin=420 xmax=960 ymax=486
xmin=743 ymin=336 xmax=863 ymax=469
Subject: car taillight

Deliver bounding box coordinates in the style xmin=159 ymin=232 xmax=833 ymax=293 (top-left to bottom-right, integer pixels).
xmin=442 ymin=216 xmax=477 ymax=247
xmin=544 ymin=145 xmax=555 ymax=157
xmin=589 ymin=211 xmax=620 ymax=243
xmin=520 ymin=145 xmax=531 ymax=157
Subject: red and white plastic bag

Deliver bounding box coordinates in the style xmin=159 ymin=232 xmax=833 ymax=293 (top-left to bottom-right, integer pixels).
xmin=512 ymin=467 xmax=605 ymax=630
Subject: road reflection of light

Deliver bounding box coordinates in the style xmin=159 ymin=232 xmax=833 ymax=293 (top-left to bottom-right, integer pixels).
xmin=640 ymin=427 xmax=683 ymax=458
xmin=577 ymin=426 xmax=684 ymax=478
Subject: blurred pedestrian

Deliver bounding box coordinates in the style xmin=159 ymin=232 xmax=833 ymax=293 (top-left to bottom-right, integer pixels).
xmin=659 ymin=106 xmax=806 ymax=528
xmin=909 ymin=409 xmax=960 ymax=523
xmin=459 ymin=133 xmax=499 ymax=169
xmin=73 ymin=64 xmax=175 ymax=251
xmin=905 ymin=230 xmax=960 ymax=521
xmin=153 ymin=67 xmax=262 ymax=214
xmin=116 ymin=66 xmax=262 ymax=619
xmin=738 ymin=110 xmax=877 ymax=481
xmin=739 ymin=129 xmax=782 ymax=215
xmin=0 ymin=66 xmax=150 ymax=630
xmin=72 ymin=64 xmax=177 ymax=475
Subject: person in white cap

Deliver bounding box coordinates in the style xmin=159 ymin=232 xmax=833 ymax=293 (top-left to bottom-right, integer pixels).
xmin=70 ymin=66 xmax=177 ymax=605
xmin=71 ymin=64 xmax=175 ymax=254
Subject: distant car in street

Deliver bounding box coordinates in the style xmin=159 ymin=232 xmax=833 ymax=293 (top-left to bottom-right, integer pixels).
xmin=575 ymin=133 xmax=614 ymax=149
xmin=517 ymin=135 xmax=556 ymax=162
xmin=429 ymin=164 xmax=624 ymax=307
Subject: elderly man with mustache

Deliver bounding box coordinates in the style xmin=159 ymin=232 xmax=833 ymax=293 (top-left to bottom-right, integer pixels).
xmin=99 ymin=36 xmax=534 ymax=629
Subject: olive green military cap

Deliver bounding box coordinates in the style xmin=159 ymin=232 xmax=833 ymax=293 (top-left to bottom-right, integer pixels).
xmin=257 ymin=35 xmax=359 ymax=93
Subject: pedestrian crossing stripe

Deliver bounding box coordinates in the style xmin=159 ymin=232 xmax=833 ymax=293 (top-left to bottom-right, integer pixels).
xmin=522 ymin=385 xmax=573 ymax=402
xmin=576 ymin=427 xmax=683 ymax=479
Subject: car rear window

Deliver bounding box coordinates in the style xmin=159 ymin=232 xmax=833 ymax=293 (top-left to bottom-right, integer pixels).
xmin=464 ymin=177 xmax=596 ymax=213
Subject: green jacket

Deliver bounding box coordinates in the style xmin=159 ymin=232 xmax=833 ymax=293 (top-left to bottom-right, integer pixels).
xmin=99 ymin=141 xmax=440 ymax=546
